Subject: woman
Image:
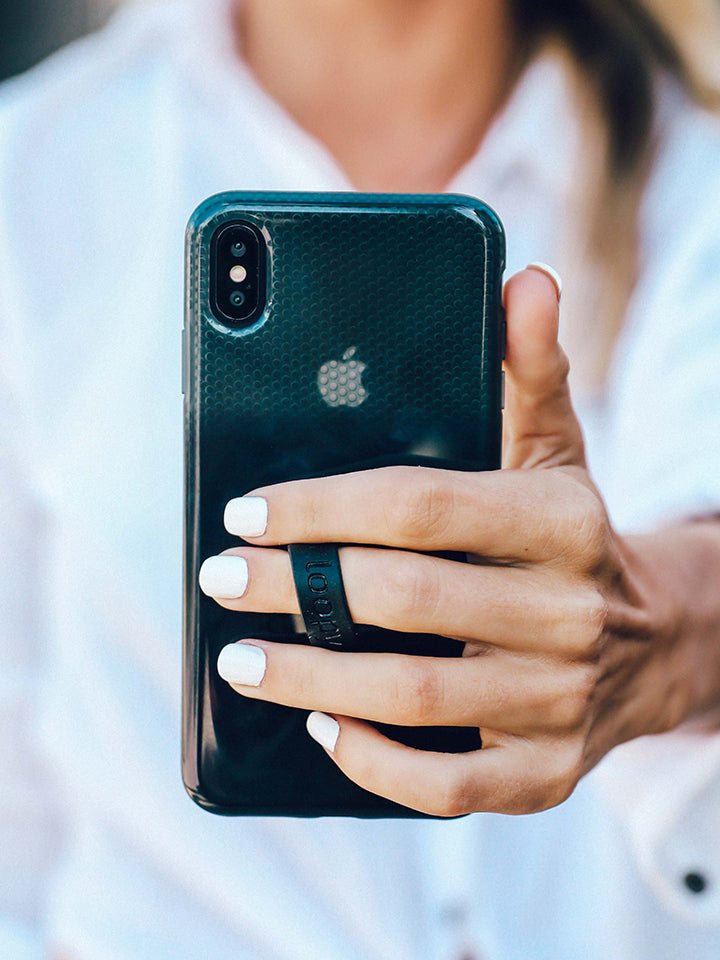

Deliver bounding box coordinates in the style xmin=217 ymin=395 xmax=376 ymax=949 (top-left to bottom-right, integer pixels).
xmin=1 ymin=0 xmax=719 ymax=957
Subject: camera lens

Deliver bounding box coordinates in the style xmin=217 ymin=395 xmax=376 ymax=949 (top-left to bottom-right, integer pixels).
xmin=212 ymin=221 xmax=265 ymax=327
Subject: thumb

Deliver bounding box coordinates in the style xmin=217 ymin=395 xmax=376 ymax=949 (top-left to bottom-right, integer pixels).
xmin=502 ymin=265 xmax=586 ymax=470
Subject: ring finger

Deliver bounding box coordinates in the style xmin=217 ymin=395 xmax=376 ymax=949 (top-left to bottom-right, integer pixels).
xmin=214 ymin=635 xmax=576 ymax=732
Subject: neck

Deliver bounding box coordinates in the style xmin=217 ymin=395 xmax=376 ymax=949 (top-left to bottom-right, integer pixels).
xmin=237 ymin=0 xmax=521 ymax=192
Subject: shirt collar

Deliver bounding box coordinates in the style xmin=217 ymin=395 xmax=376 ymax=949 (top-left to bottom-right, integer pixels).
xmin=451 ymin=45 xmax=581 ymax=204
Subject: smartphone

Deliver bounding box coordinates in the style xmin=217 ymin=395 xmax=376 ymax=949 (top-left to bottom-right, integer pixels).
xmin=183 ymin=192 xmax=505 ymax=817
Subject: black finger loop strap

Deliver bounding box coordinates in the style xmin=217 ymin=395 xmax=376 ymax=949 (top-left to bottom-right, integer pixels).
xmin=288 ymin=543 xmax=357 ymax=651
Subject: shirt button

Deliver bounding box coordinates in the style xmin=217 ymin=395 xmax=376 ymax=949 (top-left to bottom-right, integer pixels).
xmin=683 ymin=871 xmax=709 ymax=894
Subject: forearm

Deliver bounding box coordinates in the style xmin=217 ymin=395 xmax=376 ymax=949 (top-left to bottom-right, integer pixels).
xmin=626 ymin=517 xmax=720 ymax=732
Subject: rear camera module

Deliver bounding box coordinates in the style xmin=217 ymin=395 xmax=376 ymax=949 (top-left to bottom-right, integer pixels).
xmin=210 ymin=222 xmax=266 ymax=327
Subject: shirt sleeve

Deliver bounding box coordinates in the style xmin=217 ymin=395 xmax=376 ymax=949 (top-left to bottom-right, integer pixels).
xmin=0 ymin=381 xmax=67 ymax=955
xmin=0 ymin=100 xmax=68 ymax=957
xmin=591 ymin=98 xmax=720 ymax=924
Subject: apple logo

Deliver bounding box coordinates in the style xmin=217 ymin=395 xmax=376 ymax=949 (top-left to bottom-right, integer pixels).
xmin=317 ymin=346 xmax=368 ymax=407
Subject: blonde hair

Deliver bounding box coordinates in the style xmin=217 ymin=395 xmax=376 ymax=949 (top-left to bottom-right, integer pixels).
xmin=512 ymin=0 xmax=720 ymax=391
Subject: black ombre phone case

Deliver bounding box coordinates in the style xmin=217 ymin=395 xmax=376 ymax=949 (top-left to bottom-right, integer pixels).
xmin=183 ymin=192 xmax=505 ymax=816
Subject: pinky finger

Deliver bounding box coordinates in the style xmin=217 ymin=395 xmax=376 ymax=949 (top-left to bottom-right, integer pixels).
xmin=305 ymin=713 xmax=568 ymax=817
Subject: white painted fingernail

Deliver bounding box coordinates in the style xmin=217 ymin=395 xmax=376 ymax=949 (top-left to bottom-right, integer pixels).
xmin=306 ymin=712 xmax=339 ymax=753
xmin=224 ymin=497 xmax=268 ymax=537
xmin=527 ymin=261 xmax=563 ymax=300
xmin=198 ymin=555 xmax=249 ymax=598
xmin=217 ymin=642 xmax=266 ymax=686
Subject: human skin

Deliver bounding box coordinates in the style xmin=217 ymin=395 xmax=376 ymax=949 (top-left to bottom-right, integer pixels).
xmin=204 ymin=268 xmax=720 ymax=816
xmin=239 ymin=0 xmax=523 ymax=193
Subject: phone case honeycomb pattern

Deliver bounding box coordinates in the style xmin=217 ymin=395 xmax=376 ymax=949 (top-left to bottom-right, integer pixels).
xmin=184 ymin=192 xmax=505 ymax=816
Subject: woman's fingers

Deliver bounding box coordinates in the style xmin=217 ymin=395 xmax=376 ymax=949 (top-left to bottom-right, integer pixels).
xmin=310 ymin=716 xmax=577 ymax=816
xmin=201 ymin=545 xmax=601 ymax=657
xmin=214 ymin=636 xmax=589 ymax=733
xmin=502 ymin=267 xmax=586 ymax=470
xmin=225 ymin=465 xmax=600 ymax=568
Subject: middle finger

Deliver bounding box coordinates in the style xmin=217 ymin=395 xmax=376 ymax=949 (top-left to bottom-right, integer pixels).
xmin=200 ymin=545 xmax=591 ymax=656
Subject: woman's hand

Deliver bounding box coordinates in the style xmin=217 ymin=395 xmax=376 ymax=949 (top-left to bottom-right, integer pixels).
xmin=199 ymin=267 xmax=719 ymax=816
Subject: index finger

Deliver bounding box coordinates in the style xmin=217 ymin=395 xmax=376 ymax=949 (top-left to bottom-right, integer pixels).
xmin=224 ymin=465 xmax=592 ymax=563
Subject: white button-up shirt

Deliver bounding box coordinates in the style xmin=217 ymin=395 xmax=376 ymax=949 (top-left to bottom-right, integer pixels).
xmin=1 ymin=1 xmax=719 ymax=958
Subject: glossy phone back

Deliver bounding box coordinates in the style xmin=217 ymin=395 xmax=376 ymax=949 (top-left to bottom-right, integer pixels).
xmin=183 ymin=192 xmax=505 ymax=816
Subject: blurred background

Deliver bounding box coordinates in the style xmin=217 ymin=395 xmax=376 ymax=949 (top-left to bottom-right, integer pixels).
xmin=1 ymin=0 xmax=123 ymax=82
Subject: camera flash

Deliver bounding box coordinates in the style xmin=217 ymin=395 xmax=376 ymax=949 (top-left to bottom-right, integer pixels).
xmin=229 ymin=265 xmax=247 ymax=283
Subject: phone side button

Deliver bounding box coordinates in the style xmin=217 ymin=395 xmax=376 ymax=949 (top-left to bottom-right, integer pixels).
xmin=181 ymin=328 xmax=186 ymax=395
xmin=500 ymin=370 xmax=505 ymax=409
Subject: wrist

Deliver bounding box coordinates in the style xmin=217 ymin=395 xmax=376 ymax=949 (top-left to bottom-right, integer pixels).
xmin=624 ymin=521 xmax=720 ymax=733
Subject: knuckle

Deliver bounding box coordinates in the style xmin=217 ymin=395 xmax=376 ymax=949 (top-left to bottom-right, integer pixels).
xmin=578 ymin=587 xmax=609 ymax=651
xmin=295 ymin=492 xmax=323 ymax=539
xmin=556 ymin=348 xmax=571 ymax=384
xmin=567 ymin=487 xmax=610 ymax=570
xmin=548 ymin=665 xmax=598 ymax=730
xmin=428 ymin=769 xmax=478 ymax=818
xmin=390 ymin=474 xmax=456 ymax=544
xmin=518 ymin=746 xmax=581 ymax=813
xmin=534 ymin=775 xmax=577 ymax=812
xmin=552 ymin=585 xmax=608 ymax=659
xmin=490 ymin=739 xmax=583 ymax=815
xmin=547 ymin=743 xmax=585 ymax=806
xmin=381 ymin=555 xmax=441 ymax=628
xmin=389 ymin=658 xmax=444 ymax=725
xmin=571 ymin=586 xmax=609 ymax=657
